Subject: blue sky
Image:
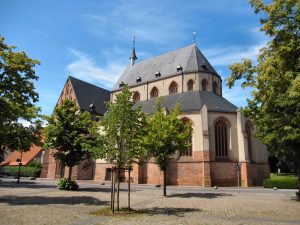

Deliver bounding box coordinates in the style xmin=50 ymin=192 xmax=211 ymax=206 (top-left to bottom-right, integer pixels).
xmin=0 ymin=0 xmax=267 ymax=115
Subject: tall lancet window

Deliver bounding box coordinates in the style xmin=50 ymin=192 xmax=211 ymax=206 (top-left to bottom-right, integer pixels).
xmin=169 ymin=81 xmax=178 ymax=95
xmin=215 ymin=119 xmax=228 ymax=158
xmin=132 ymin=91 xmax=140 ymax=103
xmin=202 ymin=79 xmax=208 ymax=91
xmin=187 ymin=79 xmax=194 ymax=91
xmin=213 ymin=81 xmax=218 ymax=94
xmin=150 ymin=87 xmax=159 ymax=99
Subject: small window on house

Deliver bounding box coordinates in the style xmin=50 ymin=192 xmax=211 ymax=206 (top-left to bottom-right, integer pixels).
xmin=180 ymin=117 xmax=193 ymax=157
xmin=202 ymin=79 xmax=208 ymax=91
xmin=245 ymin=121 xmax=253 ymax=161
xmin=133 ymin=91 xmax=140 ymax=103
xmin=215 ymin=119 xmax=228 ymax=158
xmin=213 ymin=81 xmax=218 ymax=94
xmin=169 ymin=81 xmax=178 ymax=95
xmin=150 ymin=87 xmax=159 ymax=99
xmin=187 ymin=80 xmax=194 ymax=91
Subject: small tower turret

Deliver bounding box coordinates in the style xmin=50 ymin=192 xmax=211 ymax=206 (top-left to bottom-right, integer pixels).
xmin=129 ymin=36 xmax=137 ymax=66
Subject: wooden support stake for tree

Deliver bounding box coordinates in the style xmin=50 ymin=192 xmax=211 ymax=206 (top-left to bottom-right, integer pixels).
xmin=112 ymin=168 xmax=116 ymax=213
xmin=110 ymin=167 xmax=113 ymax=211
xmin=128 ymin=168 xmax=131 ymax=211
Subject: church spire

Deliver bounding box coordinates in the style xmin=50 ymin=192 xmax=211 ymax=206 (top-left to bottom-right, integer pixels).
xmin=129 ymin=36 xmax=137 ymax=66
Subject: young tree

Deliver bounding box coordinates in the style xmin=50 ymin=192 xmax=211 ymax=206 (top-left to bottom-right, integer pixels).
xmin=142 ymin=99 xmax=192 ymax=196
xmin=43 ymin=100 xmax=96 ymax=180
xmin=226 ymin=0 xmax=300 ymax=196
xmin=85 ymin=85 xmax=147 ymax=211
xmin=0 ymin=35 xmax=41 ymax=162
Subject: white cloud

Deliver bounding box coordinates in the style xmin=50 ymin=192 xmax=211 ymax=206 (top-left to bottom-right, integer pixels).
xmin=203 ymin=42 xmax=265 ymax=66
xmin=66 ymin=48 xmax=126 ymax=89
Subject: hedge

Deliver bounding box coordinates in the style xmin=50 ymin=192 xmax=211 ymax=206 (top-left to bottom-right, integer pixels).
xmin=263 ymin=179 xmax=298 ymax=189
xmin=2 ymin=166 xmax=41 ymax=177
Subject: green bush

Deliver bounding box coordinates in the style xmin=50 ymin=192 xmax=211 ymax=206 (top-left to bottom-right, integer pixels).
xmin=3 ymin=166 xmax=41 ymax=177
xmin=57 ymin=178 xmax=79 ymax=191
xmin=263 ymin=173 xmax=298 ymax=189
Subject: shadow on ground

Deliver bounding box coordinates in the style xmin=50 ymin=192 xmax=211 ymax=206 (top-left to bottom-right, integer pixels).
xmin=138 ymin=207 xmax=201 ymax=217
xmin=79 ymin=187 xmax=130 ymax=193
xmin=0 ymin=181 xmax=57 ymax=189
xmin=0 ymin=195 xmax=109 ymax=206
xmin=167 ymin=192 xmax=233 ymax=199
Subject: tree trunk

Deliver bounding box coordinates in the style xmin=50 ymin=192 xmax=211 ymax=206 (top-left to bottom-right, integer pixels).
xmin=163 ymin=169 xmax=167 ymax=196
xmin=117 ymin=167 xmax=120 ymax=211
xmin=297 ymin=151 xmax=300 ymax=200
xmin=68 ymin=166 xmax=72 ymax=180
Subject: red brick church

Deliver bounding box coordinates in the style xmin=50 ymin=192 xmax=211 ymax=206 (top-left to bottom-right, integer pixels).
xmin=42 ymin=44 xmax=270 ymax=186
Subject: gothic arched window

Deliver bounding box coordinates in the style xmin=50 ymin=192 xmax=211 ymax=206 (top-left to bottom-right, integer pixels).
xmin=187 ymin=79 xmax=194 ymax=91
xmin=180 ymin=117 xmax=192 ymax=157
xmin=245 ymin=121 xmax=253 ymax=161
xmin=150 ymin=87 xmax=159 ymax=99
xmin=213 ymin=81 xmax=218 ymax=94
xmin=169 ymin=81 xmax=178 ymax=95
xmin=133 ymin=91 xmax=140 ymax=103
xmin=202 ymin=79 xmax=208 ymax=91
xmin=215 ymin=119 xmax=228 ymax=158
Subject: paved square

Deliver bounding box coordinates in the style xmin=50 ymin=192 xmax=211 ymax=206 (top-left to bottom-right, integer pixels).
xmin=0 ymin=178 xmax=299 ymax=225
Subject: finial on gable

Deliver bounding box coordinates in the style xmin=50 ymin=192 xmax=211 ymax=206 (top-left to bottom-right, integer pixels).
xmin=129 ymin=36 xmax=137 ymax=66
xmin=193 ymin=32 xmax=197 ymax=45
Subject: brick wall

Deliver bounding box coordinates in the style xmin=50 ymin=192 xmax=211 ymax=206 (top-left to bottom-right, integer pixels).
xmin=250 ymin=163 xmax=270 ymax=185
xmin=211 ymin=162 xmax=238 ymax=186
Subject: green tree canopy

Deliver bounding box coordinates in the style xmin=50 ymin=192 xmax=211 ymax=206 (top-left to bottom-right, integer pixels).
xmin=43 ymin=100 xmax=96 ymax=180
xmin=142 ymin=99 xmax=192 ymax=196
xmin=226 ymin=0 xmax=300 ymax=196
xmin=0 ymin=35 xmax=41 ymax=162
xmin=85 ymin=85 xmax=147 ymax=210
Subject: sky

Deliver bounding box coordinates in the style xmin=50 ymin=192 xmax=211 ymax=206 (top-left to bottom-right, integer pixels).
xmin=0 ymin=0 xmax=268 ymax=116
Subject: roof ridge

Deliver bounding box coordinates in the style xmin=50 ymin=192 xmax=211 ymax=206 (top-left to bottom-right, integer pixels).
xmin=69 ymin=76 xmax=110 ymax=92
xmin=132 ymin=44 xmax=195 ymax=65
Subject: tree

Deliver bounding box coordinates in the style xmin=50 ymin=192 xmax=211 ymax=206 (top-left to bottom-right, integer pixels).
xmin=142 ymin=99 xmax=192 ymax=196
xmin=43 ymin=100 xmax=96 ymax=180
xmin=85 ymin=85 xmax=147 ymax=211
xmin=0 ymin=35 xmax=41 ymax=162
xmin=226 ymin=0 xmax=300 ymax=196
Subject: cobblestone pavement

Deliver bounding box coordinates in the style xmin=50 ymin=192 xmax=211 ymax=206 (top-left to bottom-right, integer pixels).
xmin=0 ymin=178 xmax=299 ymax=225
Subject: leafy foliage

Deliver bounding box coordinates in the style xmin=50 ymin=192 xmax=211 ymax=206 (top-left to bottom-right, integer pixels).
xmin=57 ymin=178 xmax=79 ymax=191
xmin=3 ymin=165 xmax=41 ymax=177
xmin=226 ymin=0 xmax=300 ymax=194
xmin=141 ymin=99 xmax=192 ymax=196
xmin=0 ymin=35 xmax=42 ymax=162
xmin=85 ymin=85 xmax=147 ymax=168
xmin=43 ymin=100 xmax=96 ymax=179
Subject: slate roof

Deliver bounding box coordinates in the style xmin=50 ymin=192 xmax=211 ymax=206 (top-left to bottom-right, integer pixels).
xmin=113 ymin=44 xmax=219 ymax=90
xmin=133 ymin=91 xmax=238 ymax=114
xmin=69 ymin=76 xmax=110 ymax=115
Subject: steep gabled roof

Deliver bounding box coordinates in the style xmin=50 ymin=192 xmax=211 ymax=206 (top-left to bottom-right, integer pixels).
xmin=0 ymin=145 xmax=42 ymax=166
xmin=133 ymin=91 xmax=238 ymax=114
xmin=113 ymin=44 xmax=218 ymax=90
xmin=69 ymin=76 xmax=110 ymax=115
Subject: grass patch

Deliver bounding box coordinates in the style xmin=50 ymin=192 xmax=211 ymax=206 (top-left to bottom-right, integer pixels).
xmin=90 ymin=207 xmax=137 ymax=218
xmin=263 ymin=173 xmax=298 ymax=189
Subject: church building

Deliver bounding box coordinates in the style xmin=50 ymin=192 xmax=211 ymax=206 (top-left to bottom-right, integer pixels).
xmin=43 ymin=43 xmax=270 ymax=186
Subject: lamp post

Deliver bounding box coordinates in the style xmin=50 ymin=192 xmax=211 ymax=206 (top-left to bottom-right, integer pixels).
xmin=16 ymin=151 xmax=23 ymax=184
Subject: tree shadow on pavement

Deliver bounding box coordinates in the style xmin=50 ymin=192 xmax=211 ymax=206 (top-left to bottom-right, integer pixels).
xmin=0 ymin=181 xmax=57 ymax=189
xmin=0 ymin=195 xmax=109 ymax=206
xmin=137 ymin=207 xmax=201 ymax=217
xmin=167 ymin=192 xmax=233 ymax=199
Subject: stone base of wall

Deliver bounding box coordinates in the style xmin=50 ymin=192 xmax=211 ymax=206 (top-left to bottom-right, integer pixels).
xmin=251 ymin=163 xmax=270 ymax=186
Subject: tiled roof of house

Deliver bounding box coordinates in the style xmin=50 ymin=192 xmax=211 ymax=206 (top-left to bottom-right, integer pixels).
xmin=113 ymin=44 xmax=219 ymax=90
xmin=133 ymin=91 xmax=238 ymax=114
xmin=69 ymin=76 xmax=111 ymax=115
xmin=0 ymin=145 xmax=43 ymax=166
